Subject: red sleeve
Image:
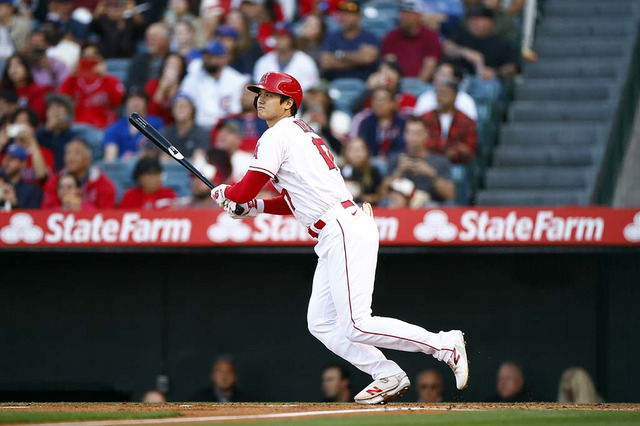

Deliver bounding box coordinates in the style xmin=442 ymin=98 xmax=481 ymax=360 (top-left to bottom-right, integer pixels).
xmin=107 ymin=76 xmax=125 ymax=106
xmin=225 ymin=169 xmax=271 ymax=203
xmin=263 ymin=193 xmax=293 ymax=215
xmin=41 ymin=173 xmax=61 ymax=208
xmin=95 ymin=176 xmax=116 ymax=208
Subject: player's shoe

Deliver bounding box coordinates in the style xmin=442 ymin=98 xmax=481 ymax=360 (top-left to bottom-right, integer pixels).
xmin=354 ymin=373 xmax=411 ymax=405
xmin=446 ymin=330 xmax=469 ymax=390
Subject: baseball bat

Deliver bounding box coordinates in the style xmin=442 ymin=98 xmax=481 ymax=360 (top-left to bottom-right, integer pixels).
xmin=128 ymin=112 xmax=244 ymax=214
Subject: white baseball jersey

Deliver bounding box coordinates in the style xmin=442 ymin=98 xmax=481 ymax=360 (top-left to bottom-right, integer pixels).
xmin=248 ymin=116 xmax=352 ymax=227
xmin=252 ymin=51 xmax=320 ymax=92
xmin=180 ymin=61 xmax=249 ymax=128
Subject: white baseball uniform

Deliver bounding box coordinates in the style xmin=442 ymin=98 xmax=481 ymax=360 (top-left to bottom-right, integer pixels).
xmin=248 ymin=116 xmax=459 ymax=380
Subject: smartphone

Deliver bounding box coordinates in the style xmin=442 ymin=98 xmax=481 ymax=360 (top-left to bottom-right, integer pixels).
xmin=6 ymin=124 xmax=26 ymax=138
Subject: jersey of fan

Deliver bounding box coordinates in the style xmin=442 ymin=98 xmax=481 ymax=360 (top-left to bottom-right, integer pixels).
xmin=247 ymin=116 xmax=352 ymax=227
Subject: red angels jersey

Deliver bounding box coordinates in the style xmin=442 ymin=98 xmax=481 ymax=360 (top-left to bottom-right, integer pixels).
xmin=248 ymin=116 xmax=353 ymax=227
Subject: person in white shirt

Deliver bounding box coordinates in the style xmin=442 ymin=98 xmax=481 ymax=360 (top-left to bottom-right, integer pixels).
xmin=414 ymin=61 xmax=477 ymax=120
xmin=180 ymin=39 xmax=249 ymax=129
xmin=252 ymin=23 xmax=319 ymax=92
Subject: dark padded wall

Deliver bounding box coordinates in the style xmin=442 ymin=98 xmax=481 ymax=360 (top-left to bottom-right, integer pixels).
xmin=0 ymin=250 xmax=637 ymax=403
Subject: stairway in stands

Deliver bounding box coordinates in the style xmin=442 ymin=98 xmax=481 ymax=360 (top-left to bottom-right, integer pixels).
xmin=477 ymin=0 xmax=640 ymax=206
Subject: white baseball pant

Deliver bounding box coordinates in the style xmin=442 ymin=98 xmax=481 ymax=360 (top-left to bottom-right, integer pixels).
xmin=307 ymin=204 xmax=456 ymax=380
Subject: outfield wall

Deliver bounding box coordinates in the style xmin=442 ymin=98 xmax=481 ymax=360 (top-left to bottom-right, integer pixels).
xmin=1 ymin=248 xmax=638 ymax=404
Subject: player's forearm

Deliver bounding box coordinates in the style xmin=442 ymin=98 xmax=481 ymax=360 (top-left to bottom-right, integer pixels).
xmin=225 ymin=170 xmax=271 ymax=203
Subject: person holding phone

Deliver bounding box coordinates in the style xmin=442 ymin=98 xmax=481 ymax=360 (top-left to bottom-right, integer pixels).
xmin=26 ymin=29 xmax=69 ymax=89
xmin=59 ymin=42 xmax=125 ymax=129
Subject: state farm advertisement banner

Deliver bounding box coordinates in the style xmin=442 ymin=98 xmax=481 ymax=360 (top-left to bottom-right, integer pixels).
xmin=0 ymin=208 xmax=639 ymax=247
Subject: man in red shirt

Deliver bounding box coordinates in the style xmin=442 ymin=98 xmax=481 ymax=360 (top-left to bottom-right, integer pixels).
xmin=381 ymin=0 xmax=441 ymax=81
xmin=59 ymin=43 xmax=125 ymax=129
xmin=42 ymin=138 xmax=116 ymax=209
xmin=119 ymin=157 xmax=176 ymax=209
xmin=422 ymin=80 xmax=477 ymax=164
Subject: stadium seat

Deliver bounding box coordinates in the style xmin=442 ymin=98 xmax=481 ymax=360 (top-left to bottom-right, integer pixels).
xmin=105 ymin=58 xmax=131 ymax=85
xmin=329 ymin=78 xmax=366 ymax=113
xmin=399 ymin=78 xmax=431 ymax=98
xmin=476 ymin=189 xmax=591 ymax=206
xmin=451 ymin=164 xmax=470 ymax=206
xmin=72 ymin=124 xmax=105 ymax=160
xmin=361 ymin=16 xmax=395 ymax=40
xmin=485 ymin=167 xmax=594 ymax=189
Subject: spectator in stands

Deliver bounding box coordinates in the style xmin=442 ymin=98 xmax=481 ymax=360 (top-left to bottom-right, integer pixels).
xmin=475 ymin=0 xmax=517 ymax=42
xmin=91 ymin=0 xmax=145 ymax=58
xmin=119 ymin=157 xmax=177 ymax=209
xmin=223 ymin=10 xmax=264 ymax=76
xmin=2 ymin=107 xmax=54 ymax=184
xmin=487 ymin=362 xmax=533 ymax=402
xmin=321 ymin=364 xmax=352 ymax=403
xmin=422 ymin=80 xmax=477 ymax=164
xmin=386 ymin=116 xmax=454 ymax=204
xmin=55 ymin=172 xmax=92 ymax=211
xmin=557 ymin=367 xmax=603 ymax=404
xmin=242 ymin=0 xmax=285 ymax=53
xmin=37 ymin=93 xmax=76 ymax=172
xmin=160 ymin=93 xmax=209 ymax=162
xmin=0 ymin=144 xmax=43 ymax=209
xmin=356 ymin=87 xmax=405 ymax=167
xmin=214 ymin=120 xmax=252 ymax=183
xmin=416 ymin=369 xmax=444 ymax=403
xmin=145 ymin=53 xmax=187 ymax=125
xmin=164 ymin=0 xmax=203 ymax=43
xmin=386 ymin=177 xmax=416 ymax=208
xmin=1 ymin=54 xmax=51 ymax=122
xmin=319 ymin=1 xmax=380 ymax=81
xmin=141 ymin=390 xmax=166 ymax=403
xmin=0 ymin=0 xmax=31 ymax=63
xmin=216 ymin=86 xmax=268 ymax=154
xmin=170 ymin=20 xmax=200 ymax=64
xmin=443 ymin=5 xmax=519 ymax=80
xmin=179 ymin=40 xmax=248 ymax=129
xmin=215 ymin=25 xmax=246 ymax=76
xmin=42 ymin=138 xmax=116 ymax=209
xmin=47 ymin=11 xmax=83 ymax=71
xmin=420 ymin=0 xmax=466 ymax=37
xmin=59 ymin=42 xmax=125 ymax=129
xmin=414 ymin=61 xmax=477 ymax=120
xmin=127 ymin=23 xmax=171 ymax=91
xmin=298 ymin=14 xmax=326 ymax=65
xmin=382 ymin=0 xmax=441 ymax=82
xmin=25 ymin=29 xmax=69 ymax=89
xmin=176 ymin=167 xmax=217 ymax=208
xmin=253 ymin=23 xmax=319 ymax=92
xmin=341 ymin=137 xmax=383 ymax=205
xmin=300 ymin=80 xmax=350 ymax=153
xmin=102 ymin=89 xmax=163 ymax=162
xmin=0 ymin=90 xmax=18 ymax=121
xmin=190 ymin=356 xmax=248 ymax=402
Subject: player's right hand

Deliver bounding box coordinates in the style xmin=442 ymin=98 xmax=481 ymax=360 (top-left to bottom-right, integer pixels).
xmin=211 ymin=184 xmax=230 ymax=207
xmin=224 ymin=199 xmax=258 ymax=219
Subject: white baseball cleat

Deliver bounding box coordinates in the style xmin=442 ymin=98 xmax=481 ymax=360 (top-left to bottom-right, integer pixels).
xmin=446 ymin=330 xmax=469 ymax=390
xmin=354 ymin=373 xmax=411 ymax=405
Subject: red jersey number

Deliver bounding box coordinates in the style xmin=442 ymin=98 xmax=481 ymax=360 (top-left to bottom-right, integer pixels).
xmin=312 ymin=137 xmax=337 ymax=170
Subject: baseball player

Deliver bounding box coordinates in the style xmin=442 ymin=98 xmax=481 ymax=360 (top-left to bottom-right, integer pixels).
xmin=211 ymin=72 xmax=469 ymax=404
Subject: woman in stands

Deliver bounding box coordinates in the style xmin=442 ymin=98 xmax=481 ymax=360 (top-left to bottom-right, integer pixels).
xmin=341 ymin=137 xmax=384 ymax=206
xmin=144 ymin=53 xmax=187 ymax=125
xmin=0 ymin=54 xmax=51 ymax=123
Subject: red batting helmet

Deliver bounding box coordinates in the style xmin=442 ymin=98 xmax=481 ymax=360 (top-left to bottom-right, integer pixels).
xmin=247 ymin=72 xmax=303 ymax=110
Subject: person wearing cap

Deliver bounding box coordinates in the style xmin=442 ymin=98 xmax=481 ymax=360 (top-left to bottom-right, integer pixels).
xmin=0 ymin=0 xmax=32 ymax=60
xmin=386 ymin=177 xmax=415 ymax=208
xmin=36 ymin=93 xmax=76 ymax=172
xmin=386 ymin=115 xmax=455 ymax=204
xmin=42 ymin=138 xmax=116 ymax=209
xmin=119 ymin=156 xmax=177 ymax=209
xmin=179 ymin=39 xmax=249 ymax=129
xmin=102 ymin=89 xmax=163 ymax=162
xmin=382 ymin=0 xmax=441 ymax=82
xmin=160 ymin=93 xmax=210 ymax=161
xmin=25 ymin=29 xmax=69 ymax=89
xmin=214 ymin=25 xmax=251 ymax=75
xmin=422 ymin=79 xmax=477 ymax=164
xmin=252 ymin=23 xmax=319 ymax=93
xmin=319 ymin=0 xmax=380 ymax=81
xmin=0 ymin=143 xmax=43 ymax=209
xmin=442 ymin=5 xmax=518 ymax=80
xmin=127 ymin=22 xmax=171 ymax=91
xmin=59 ymin=42 xmax=125 ymax=129
xmin=221 ymin=10 xmax=264 ymax=76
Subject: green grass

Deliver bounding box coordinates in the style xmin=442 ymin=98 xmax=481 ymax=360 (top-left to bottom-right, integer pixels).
xmin=217 ymin=410 xmax=640 ymax=426
xmin=0 ymin=410 xmax=181 ymax=424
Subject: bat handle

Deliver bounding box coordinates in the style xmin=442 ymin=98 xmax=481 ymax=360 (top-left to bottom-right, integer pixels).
xmin=235 ymin=204 xmax=245 ymax=215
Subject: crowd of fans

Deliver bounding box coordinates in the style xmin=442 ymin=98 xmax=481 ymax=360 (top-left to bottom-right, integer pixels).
xmin=0 ymin=0 xmax=525 ymax=211
xmin=140 ymin=358 xmax=604 ymax=404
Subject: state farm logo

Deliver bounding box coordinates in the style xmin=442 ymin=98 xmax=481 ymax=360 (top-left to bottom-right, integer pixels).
xmin=207 ymin=214 xmax=252 ymax=242
xmin=623 ymin=212 xmax=640 ymax=242
xmin=0 ymin=213 xmax=43 ymax=244
xmin=414 ymin=210 xmax=457 ymax=242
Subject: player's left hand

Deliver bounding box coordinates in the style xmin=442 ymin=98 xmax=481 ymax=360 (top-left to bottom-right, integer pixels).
xmin=211 ymin=184 xmax=230 ymax=207
xmin=224 ymin=199 xmax=258 ymax=219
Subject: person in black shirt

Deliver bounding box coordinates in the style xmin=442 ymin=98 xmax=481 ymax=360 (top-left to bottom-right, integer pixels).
xmin=0 ymin=144 xmax=42 ymax=209
xmin=190 ymin=357 xmax=249 ymax=402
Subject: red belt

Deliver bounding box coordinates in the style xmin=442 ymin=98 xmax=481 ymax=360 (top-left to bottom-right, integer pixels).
xmin=308 ymin=200 xmax=356 ymax=238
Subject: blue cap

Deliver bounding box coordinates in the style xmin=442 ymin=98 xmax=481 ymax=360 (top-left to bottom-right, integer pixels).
xmin=171 ymin=92 xmax=195 ymax=106
xmin=6 ymin=144 xmax=28 ymax=161
xmin=201 ymin=39 xmax=227 ymax=56
xmin=0 ymin=0 xmax=14 ymax=4
xmin=215 ymin=25 xmax=239 ymax=40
